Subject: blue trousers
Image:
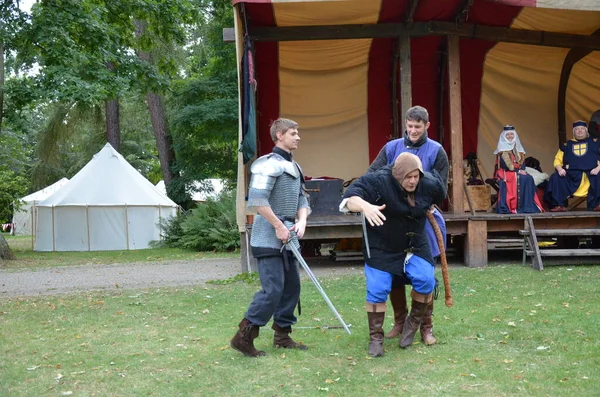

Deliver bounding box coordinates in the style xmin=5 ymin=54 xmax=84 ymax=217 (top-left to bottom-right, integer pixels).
xmin=365 ymin=255 xmax=435 ymax=303
xmin=245 ymin=254 xmax=300 ymax=327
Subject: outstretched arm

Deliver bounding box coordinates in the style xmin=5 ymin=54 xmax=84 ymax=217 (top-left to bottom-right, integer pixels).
xmin=345 ymin=196 xmax=387 ymax=227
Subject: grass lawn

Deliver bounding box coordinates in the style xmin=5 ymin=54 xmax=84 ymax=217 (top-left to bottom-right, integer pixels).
xmin=1 ymin=264 xmax=599 ymax=396
xmin=2 ymin=234 xmax=239 ymax=270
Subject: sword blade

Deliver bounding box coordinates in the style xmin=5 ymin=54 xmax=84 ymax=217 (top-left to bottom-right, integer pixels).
xmin=361 ymin=213 xmax=371 ymax=259
xmin=287 ymin=242 xmax=352 ymax=334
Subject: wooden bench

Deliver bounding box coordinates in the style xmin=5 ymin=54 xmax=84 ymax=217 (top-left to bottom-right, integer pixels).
xmin=519 ymin=216 xmax=600 ymax=270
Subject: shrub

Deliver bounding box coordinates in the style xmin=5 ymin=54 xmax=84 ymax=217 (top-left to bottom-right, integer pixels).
xmin=157 ymin=189 xmax=240 ymax=252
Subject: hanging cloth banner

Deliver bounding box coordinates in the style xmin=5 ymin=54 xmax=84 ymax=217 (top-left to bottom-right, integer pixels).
xmin=240 ymin=35 xmax=257 ymax=164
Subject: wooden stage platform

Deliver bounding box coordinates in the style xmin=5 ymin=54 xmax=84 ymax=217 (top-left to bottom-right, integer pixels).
xmin=302 ymin=211 xmax=600 ymax=268
xmin=240 ymin=211 xmax=600 ymax=271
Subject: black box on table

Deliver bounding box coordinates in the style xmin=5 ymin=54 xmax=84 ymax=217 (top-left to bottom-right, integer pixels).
xmin=304 ymin=179 xmax=344 ymax=216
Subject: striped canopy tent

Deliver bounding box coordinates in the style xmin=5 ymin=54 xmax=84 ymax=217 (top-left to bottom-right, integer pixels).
xmin=232 ymin=0 xmax=600 ymax=224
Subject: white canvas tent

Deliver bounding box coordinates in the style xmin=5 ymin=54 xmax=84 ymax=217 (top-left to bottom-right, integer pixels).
xmin=12 ymin=178 xmax=69 ymax=236
xmin=155 ymin=179 xmax=225 ymax=202
xmin=34 ymin=143 xmax=178 ymax=251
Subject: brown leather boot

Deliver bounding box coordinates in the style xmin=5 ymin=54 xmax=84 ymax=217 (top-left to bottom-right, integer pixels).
xmin=272 ymin=324 xmax=308 ymax=350
xmin=420 ymin=300 xmax=437 ymax=345
xmin=230 ymin=318 xmax=266 ymax=357
xmin=385 ymin=285 xmax=408 ymax=339
xmin=399 ymin=292 xmax=431 ymax=349
xmin=366 ymin=302 xmax=386 ymax=357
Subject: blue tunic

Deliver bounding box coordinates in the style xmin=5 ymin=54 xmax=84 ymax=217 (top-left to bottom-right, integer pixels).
xmin=383 ymin=138 xmax=446 ymax=257
xmin=544 ymin=138 xmax=600 ymax=210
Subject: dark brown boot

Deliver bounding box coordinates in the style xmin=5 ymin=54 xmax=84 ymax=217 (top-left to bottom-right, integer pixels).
xmin=385 ymin=285 xmax=408 ymax=339
xmin=366 ymin=302 xmax=386 ymax=357
xmin=399 ymin=292 xmax=431 ymax=349
xmin=420 ymin=301 xmax=437 ymax=346
xmin=230 ymin=318 xmax=266 ymax=357
xmin=272 ymin=324 xmax=308 ymax=350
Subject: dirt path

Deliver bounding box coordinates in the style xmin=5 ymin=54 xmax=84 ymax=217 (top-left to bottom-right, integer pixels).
xmin=0 ymin=258 xmax=362 ymax=298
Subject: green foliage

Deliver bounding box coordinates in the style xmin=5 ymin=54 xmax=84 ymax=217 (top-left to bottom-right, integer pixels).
xmin=169 ymin=0 xmax=238 ymax=182
xmin=0 ymin=170 xmax=28 ymax=223
xmin=159 ymin=189 xmax=240 ymax=252
xmin=17 ymin=0 xmax=196 ymax=106
xmin=0 ymin=128 xmax=32 ymax=175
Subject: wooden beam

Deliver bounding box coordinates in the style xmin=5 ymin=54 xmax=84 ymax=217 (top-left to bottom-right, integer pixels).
xmin=399 ymin=34 xmax=412 ymax=127
xmin=465 ymin=220 xmax=487 ymax=267
xmin=557 ymin=28 xmax=600 ymax=145
xmin=391 ymin=39 xmax=400 ymax=139
xmin=249 ymin=21 xmax=600 ymax=51
xmin=448 ymin=35 xmax=464 ymax=214
xmin=437 ymin=42 xmax=447 ymax=146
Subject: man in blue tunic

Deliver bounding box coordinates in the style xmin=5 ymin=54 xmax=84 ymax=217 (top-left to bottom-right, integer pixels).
xmin=545 ymin=121 xmax=600 ymax=212
xmin=230 ymin=118 xmax=311 ymax=357
xmin=368 ymin=105 xmax=448 ymax=346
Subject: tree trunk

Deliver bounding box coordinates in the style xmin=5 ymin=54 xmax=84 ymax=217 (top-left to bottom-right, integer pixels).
xmin=134 ymin=20 xmax=176 ymax=187
xmin=0 ymin=234 xmax=15 ymax=261
xmin=105 ymin=62 xmax=120 ymax=150
xmin=0 ymin=41 xmax=5 ymax=134
xmin=105 ymin=98 xmax=120 ymax=151
xmin=145 ymin=92 xmax=175 ymax=186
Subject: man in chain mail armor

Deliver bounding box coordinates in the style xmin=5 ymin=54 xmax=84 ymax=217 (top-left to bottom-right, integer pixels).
xmin=230 ymin=118 xmax=311 ymax=357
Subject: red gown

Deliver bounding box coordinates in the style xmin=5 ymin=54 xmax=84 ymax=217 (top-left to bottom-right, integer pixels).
xmin=495 ymin=151 xmax=544 ymax=214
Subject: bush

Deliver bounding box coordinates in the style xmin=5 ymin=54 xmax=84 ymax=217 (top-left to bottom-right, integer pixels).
xmin=158 ymin=189 xmax=240 ymax=251
xmin=0 ymin=170 xmax=28 ymax=224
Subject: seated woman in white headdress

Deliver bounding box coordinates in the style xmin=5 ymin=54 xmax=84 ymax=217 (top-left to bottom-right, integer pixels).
xmin=494 ymin=125 xmax=543 ymax=214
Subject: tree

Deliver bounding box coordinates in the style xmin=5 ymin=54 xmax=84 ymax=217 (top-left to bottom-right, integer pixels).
xmin=0 ymin=0 xmax=27 ymax=133
xmin=0 ymin=169 xmax=27 ymax=224
xmin=169 ymin=0 xmax=239 ymax=185
xmin=0 ymin=234 xmax=15 ymax=261
xmin=17 ymin=0 xmax=195 ymax=189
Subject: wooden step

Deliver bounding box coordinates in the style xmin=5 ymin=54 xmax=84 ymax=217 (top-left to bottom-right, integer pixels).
xmin=524 ymin=248 xmax=600 ymax=257
xmin=520 ymin=229 xmax=600 ymax=236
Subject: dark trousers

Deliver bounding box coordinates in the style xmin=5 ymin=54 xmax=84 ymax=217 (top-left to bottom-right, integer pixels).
xmin=245 ymin=253 xmax=301 ymax=328
xmin=545 ymin=171 xmax=600 ymax=210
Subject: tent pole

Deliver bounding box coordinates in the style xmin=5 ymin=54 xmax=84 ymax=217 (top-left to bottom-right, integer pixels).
xmin=51 ymin=205 xmax=55 ymax=252
xmin=31 ymin=204 xmax=34 ymax=250
xmin=86 ymin=205 xmax=90 ymax=251
xmin=158 ymin=206 xmax=162 ymax=241
xmin=125 ymin=204 xmax=130 ymax=250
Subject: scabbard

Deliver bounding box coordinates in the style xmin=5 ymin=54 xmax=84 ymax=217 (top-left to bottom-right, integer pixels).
xmin=426 ymin=209 xmax=453 ymax=307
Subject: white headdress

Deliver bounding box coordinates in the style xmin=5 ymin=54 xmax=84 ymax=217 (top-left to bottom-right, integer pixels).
xmin=494 ymin=125 xmax=525 ymax=155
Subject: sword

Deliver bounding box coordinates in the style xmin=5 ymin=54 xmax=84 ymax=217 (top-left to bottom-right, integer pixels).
xmin=294 ymin=324 xmax=353 ymax=330
xmin=285 ymin=239 xmax=352 ymax=334
xmin=360 ymin=212 xmax=371 ymax=258
xmin=426 ymin=208 xmax=453 ymax=308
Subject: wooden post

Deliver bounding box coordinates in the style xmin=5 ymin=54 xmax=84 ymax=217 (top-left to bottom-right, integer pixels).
xmin=400 ymin=34 xmax=412 ymax=123
xmin=392 ymin=39 xmax=400 ymax=139
xmin=465 ymin=220 xmax=487 ymax=267
xmin=448 ymin=35 xmax=464 ymax=214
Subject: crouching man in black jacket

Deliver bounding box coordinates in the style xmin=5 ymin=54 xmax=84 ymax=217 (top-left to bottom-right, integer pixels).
xmin=340 ymin=152 xmax=445 ymax=357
